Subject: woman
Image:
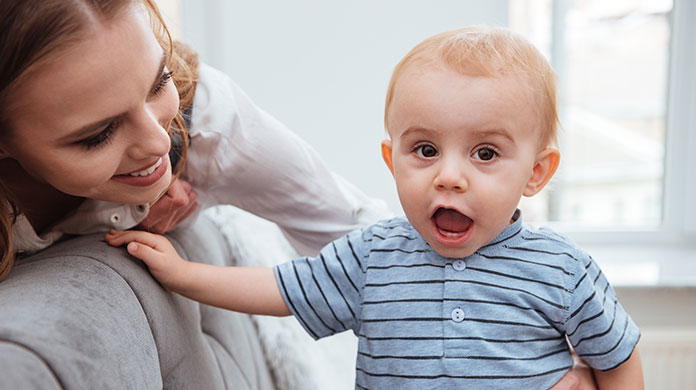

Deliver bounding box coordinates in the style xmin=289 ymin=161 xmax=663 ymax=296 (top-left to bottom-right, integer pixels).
xmin=0 ymin=0 xmax=388 ymax=279
xmin=0 ymin=0 xmax=594 ymax=388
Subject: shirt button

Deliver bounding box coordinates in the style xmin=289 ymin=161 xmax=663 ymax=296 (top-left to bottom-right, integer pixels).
xmin=451 ymin=308 xmax=465 ymax=323
xmin=452 ymin=260 xmax=466 ymax=271
xmin=110 ymin=214 xmax=121 ymax=224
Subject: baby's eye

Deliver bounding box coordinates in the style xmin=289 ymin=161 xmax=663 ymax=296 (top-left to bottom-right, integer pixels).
xmin=415 ymin=144 xmax=438 ymax=158
xmin=474 ymin=147 xmax=497 ymax=161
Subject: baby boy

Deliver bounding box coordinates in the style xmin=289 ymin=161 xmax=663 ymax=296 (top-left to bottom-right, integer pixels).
xmin=107 ymin=25 xmax=643 ymax=389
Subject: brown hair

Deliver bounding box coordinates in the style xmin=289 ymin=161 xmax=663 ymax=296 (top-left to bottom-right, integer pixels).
xmin=0 ymin=0 xmax=198 ymax=280
xmin=384 ymin=25 xmax=558 ymax=147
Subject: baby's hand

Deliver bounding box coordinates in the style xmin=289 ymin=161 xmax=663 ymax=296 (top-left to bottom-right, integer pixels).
xmin=105 ymin=230 xmax=188 ymax=291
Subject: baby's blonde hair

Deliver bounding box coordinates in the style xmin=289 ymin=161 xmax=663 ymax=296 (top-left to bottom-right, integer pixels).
xmin=384 ymin=25 xmax=559 ymax=148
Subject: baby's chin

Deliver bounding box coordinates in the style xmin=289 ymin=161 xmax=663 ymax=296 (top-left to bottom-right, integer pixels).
xmin=416 ymin=232 xmax=476 ymax=258
xmin=428 ymin=242 xmax=478 ymax=259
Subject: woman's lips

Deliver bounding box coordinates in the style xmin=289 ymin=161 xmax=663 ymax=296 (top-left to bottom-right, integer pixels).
xmin=111 ymin=156 xmax=170 ymax=187
xmin=430 ymin=207 xmax=474 ymax=247
xmin=127 ymin=158 xmax=163 ymax=177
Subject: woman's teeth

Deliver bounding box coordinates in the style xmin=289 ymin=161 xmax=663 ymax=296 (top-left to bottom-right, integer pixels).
xmin=129 ymin=158 xmax=162 ymax=177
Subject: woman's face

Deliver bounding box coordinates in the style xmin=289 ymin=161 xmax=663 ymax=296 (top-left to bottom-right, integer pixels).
xmin=0 ymin=6 xmax=179 ymax=205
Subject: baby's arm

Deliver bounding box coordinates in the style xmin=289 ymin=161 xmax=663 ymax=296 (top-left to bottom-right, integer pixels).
xmin=593 ymin=349 xmax=644 ymax=389
xmin=105 ymin=230 xmax=290 ymax=316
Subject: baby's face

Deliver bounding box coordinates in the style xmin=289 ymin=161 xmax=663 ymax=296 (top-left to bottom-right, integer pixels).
xmin=384 ymin=67 xmax=547 ymax=258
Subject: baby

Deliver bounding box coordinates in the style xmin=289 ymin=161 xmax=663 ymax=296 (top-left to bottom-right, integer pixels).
xmin=107 ymin=25 xmax=643 ymax=389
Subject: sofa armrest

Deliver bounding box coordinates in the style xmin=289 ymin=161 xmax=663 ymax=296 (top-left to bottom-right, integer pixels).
xmin=0 ymin=342 xmax=62 ymax=389
xmin=0 ymin=213 xmax=274 ymax=390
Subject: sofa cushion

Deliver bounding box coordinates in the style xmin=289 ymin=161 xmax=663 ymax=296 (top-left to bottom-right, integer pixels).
xmin=0 ymin=213 xmax=274 ymax=390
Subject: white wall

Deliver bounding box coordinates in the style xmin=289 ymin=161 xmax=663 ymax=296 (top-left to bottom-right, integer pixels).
xmin=179 ymin=1 xmax=509 ymax=214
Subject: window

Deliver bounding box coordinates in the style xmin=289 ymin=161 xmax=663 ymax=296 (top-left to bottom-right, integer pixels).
xmin=512 ymin=0 xmax=670 ymax=228
xmin=511 ymin=0 xmax=696 ymax=285
xmin=178 ymin=0 xmax=695 ymax=284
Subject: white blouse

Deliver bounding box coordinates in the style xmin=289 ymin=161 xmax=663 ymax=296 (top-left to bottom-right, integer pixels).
xmin=13 ymin=64 xmax=390 ymax=256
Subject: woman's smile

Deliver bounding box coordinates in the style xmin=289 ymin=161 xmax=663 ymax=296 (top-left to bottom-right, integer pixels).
xmin=125 ymin=157 xmax=163 ymax=177
xmin=111 ymin=155 xmax=170 ymax=187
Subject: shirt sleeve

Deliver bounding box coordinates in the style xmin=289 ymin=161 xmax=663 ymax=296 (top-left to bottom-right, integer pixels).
xmin=184 ymin=64 xmax=391 ymax=256
xmin=563 ymin=253 xmax=640 ymax=371
xmin=12 ymin=199 xmax=150 ymax=255
xmin=273 ymin=227 xmax=367 ymax=340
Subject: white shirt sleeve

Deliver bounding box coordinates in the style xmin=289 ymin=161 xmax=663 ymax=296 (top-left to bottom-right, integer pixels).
xmin=184 ymin=64 xmax=391 ymax=256
xmin=12 ymin=63 xmax=391 ymax=257
xmin=12 ymin=199 xmax=150 ymax=255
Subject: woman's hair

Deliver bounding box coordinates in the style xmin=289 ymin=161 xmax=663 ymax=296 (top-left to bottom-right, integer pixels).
xmin=0 ymin=0 xmax=199 ymax=280
xmin=384 ymin=25 xmax=559 ymax=148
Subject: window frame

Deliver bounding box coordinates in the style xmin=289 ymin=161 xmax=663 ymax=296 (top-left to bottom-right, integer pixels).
xmin=548 ymin=0 xmax=696 ymax=285
xmin=179 ymin=0 xmax=695 ymax=285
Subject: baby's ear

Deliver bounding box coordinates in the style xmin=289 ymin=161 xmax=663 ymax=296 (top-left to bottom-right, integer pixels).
xmin=381 ymin=140 xmax=394 ymax=175
xmin=524 ymin=147 xmax=560 ymax=197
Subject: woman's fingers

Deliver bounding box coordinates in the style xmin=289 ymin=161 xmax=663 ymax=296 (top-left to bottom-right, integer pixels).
xmin=175 ymin=178 xmax=193 ymax=198
xmin=172 ymin=195 xmax=199 ymax=223
xmin=164 ymin=178 xmax=191 ymax=209
xmin=550 ymin=362 xmax=596 ymax=390
xmin=138 ymin=179 xmax=199 ymax=233
xmin=550 ymin=371 xmax=579 ymax=389
xmin=149 ymin=192 xmax=199 ymax=233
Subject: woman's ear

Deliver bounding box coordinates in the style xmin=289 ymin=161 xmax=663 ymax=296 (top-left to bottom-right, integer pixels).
xmin=381 ymin=140 xmax=394 ymax=175
xmin=524 ymin=147 xmax=560 ymax=197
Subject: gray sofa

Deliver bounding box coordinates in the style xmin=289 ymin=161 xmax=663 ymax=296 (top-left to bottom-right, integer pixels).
xmin=0 ymin=213 xmax=276 ymax=389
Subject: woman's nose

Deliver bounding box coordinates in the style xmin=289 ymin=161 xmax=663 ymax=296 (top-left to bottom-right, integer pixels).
xmin=433 ymin=159 xmax=468 ymax=193
xmin=126 ymin=108 xmax=172 ymax=160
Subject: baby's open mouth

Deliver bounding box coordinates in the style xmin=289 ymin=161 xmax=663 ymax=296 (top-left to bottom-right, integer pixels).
xmin=432 ymin=207 xmax=472 ymax=234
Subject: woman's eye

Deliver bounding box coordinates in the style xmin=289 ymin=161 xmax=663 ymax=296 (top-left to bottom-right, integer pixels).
xmin=474 ymin=147 xmax=497 ymax=161
xmin=415 ymin=144 xmax=438 ymax=158
xmin=152 ymin=71 xmax=172 ymax=96
xmin=79 ymin=121 xmax=118 ymax=150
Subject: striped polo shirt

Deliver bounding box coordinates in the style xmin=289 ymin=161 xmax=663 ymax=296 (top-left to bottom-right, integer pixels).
xmin=274 ymin=213 xmax=640 ymax=389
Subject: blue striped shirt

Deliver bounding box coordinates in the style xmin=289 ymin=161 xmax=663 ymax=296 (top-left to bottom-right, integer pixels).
xmin=274 ymin=214 xmax=640 ymax=389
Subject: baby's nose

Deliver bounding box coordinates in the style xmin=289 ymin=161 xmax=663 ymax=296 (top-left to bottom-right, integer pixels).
xmin=433 ymin=161 xmax=468 ymax=192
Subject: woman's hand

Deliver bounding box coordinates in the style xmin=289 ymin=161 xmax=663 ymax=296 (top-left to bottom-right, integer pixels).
xmin=105 ymin=229 xmax=188 ymax=291
xmin=550 ymin=355 xmax=597 ymax=390
xmin=138 ymin=178 xmax=198 ymax=233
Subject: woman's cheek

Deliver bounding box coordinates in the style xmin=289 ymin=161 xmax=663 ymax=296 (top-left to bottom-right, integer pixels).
xmin=61 ymin=158 xmax=119 ymax=190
